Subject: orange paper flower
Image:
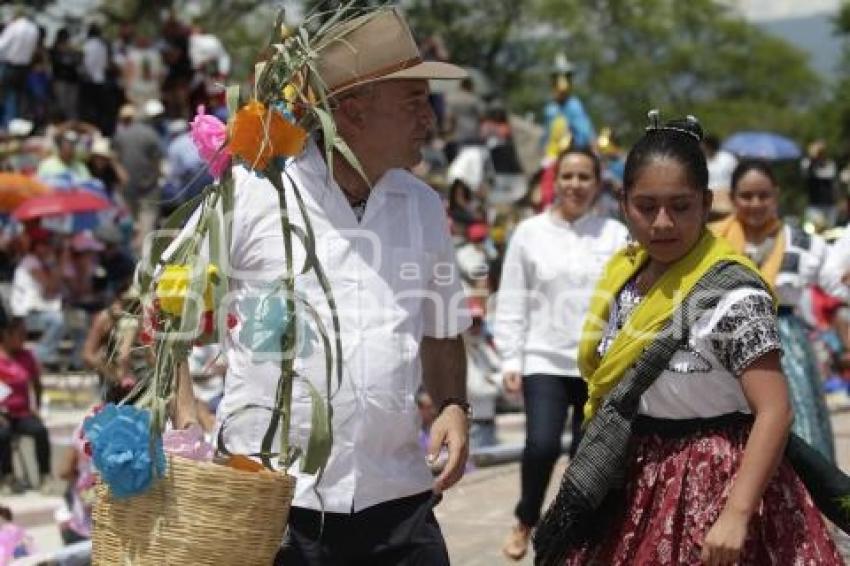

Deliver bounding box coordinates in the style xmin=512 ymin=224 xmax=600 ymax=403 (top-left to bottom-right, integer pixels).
xmin=228 ymin=99 xmax=307 ymax=170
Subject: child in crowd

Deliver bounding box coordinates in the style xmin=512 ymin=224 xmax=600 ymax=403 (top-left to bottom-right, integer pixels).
xmin=0 ymin=505 xmax=32 ymax=562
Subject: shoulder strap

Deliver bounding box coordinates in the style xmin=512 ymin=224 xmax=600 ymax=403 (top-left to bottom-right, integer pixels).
xmin=609 ymin=260 xmax=768 ymax=417
xmin=533 ymin=261 xmax=769 ymax=566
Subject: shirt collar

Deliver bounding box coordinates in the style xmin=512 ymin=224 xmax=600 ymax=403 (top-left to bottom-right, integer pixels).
xmin=546 ymin=207 xmax=595 ymax=230
xmin=292 ymin=138 xmax=409 ymax=207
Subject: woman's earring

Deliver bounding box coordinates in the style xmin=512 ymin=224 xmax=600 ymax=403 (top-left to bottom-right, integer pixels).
xmin=625 ymin=233 xmax=638 ymax=263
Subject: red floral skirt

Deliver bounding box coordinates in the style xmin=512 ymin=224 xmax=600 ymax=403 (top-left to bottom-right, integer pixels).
xmin=564 ymin=419 xmax=843 ymax=565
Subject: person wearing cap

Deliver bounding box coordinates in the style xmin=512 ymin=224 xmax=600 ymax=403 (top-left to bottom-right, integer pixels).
xmin=87 ymin=137 xmax=129 ymax=200
xmin=112 ymin=99 xmax=164 ymax=249
xmin=36 ymin=129 xmax=92 ymax=181
xmin=541 ymin=55 xmax=595 ymax=159
xmin=170 ymin=8 xmax=470 ymax=564
xmin=161 ymin=118 xmax=211 ymax=214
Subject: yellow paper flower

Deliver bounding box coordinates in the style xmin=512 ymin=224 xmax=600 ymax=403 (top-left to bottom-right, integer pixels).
xmin=228 ymin=99 xmax=307 ymax=170
xmin=156 ymin=264 xmax=219 ymax=317
xmin=282 ymin=84 xmax=298 ymax=103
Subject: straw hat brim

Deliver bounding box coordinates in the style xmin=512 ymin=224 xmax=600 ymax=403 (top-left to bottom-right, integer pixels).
xmin=332 ymin=60 xmax=467 ymax=95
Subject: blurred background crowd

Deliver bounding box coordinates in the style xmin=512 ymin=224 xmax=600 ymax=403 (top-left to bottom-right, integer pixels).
xmin=4 ymin=0 xmax=850 ymax=561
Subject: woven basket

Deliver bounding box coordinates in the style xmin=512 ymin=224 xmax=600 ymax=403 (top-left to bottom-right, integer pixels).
xmin=92 ymin=455 xmax=295 ymax=565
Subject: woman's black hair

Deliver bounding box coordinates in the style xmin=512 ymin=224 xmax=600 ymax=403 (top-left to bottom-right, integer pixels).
xmin=448 ymin=179 xmax=472 ymax=208
xmin=622 ymin=113 xmax=708 ymax=196
xmin=554 ymin=146 xmax=602 ymax=182
xmin=730 ymin=159 xmax=777 ymax=196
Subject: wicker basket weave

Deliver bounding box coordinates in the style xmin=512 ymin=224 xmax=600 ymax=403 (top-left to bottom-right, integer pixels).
xmin=92 ymin=455 xmax=295 ymax=565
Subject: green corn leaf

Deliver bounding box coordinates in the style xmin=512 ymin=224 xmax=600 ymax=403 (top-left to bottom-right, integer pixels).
xmin=301 ymin=380 xmax=332 ymax=475
xmin=220 ymin=176 xmax=235 ymax=252
xmin=177 ymin=259 xmax=209 ymax=343
xmin=312 ymin=106 xmax=336 ymax=177
xmin=226 ymin=85 xmax=241 ymax=120
xmin=333 ymin=135 xmax=370 ymax=188
xmin=138 ymin=188 xmax=208 ymax=292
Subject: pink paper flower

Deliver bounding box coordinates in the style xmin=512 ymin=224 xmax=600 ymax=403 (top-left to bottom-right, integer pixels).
xmin=190 ymin=105 xmax=230 ymax=179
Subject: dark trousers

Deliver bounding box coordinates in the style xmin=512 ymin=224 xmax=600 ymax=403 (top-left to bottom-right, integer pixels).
xmin=275 ymin=491 xmax=449 ymax=566
xmin=0 ymin=415 xmax=51 ymax=476
xmin=78 ymin=80 xmax=110 ymax=134
xmin=515 ymin=374 xmax=588 ymax=527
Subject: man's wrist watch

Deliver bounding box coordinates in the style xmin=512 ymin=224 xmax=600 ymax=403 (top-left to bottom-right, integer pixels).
xmin=437 ymin=397 xmax=473 ymax=420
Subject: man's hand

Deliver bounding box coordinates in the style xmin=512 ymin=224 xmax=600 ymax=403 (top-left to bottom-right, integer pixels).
xmin=427 ymin=404 xmax=469 ymax=494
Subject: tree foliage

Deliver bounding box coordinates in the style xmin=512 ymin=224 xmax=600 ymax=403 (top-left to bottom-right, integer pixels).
xmin=537 ymin=0 xmax=822 ymax=142
xmin=77 ymin=0 xmax=830 ymax=149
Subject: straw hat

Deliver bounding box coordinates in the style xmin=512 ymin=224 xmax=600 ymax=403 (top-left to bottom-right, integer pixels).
xmin=90 ymin=137 xmax=113 ymax=159
xmin=316 ymin=7 xmax=466 ymax=95
xmin=118 ymin=104 xmax=136 ymax=120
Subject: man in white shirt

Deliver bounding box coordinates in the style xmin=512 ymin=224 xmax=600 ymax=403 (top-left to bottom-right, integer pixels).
xmin=0 ymin=9 xmax=38 ymax=128
xmin=79 ymin=25 xmax=110 ymax=134
xmin=172 ymin=8 xmax=471 ymax=565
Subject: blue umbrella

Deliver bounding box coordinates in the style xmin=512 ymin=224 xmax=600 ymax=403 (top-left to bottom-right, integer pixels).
xmin=722 ymin=131 xmax=801 ymax=160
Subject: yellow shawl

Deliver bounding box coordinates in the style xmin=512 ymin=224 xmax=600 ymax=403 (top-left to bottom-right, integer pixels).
xmin=578 ymin=230 xmax=764 ymax=422
xmin=709 ymin=215 xmax=785 ymax=286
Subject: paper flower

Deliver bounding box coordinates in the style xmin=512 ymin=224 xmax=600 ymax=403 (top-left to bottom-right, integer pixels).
xmin=238 ymin=291 xmax=314 ymax=363
xmin=190 ymin=105 xmax=230 ymax=179
xmin=228 ymin=99 xmax=307 ymax=170
xmin=156 ymin=264 xmax=219 ymax=318
xmin=83 ymin=403 xmax=166 ymax=498
xmin=162 ymin=424 xmax=214 ymax=462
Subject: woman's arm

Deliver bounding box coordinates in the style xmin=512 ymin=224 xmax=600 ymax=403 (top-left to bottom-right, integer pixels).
xmin=82 ymin=311 xmax=110 ymax=374
xmin=701 ymin=350 xmax=793 ymax=565
xmin=493 ymin=227 xmax=529 ymax=391
xmin=727 ymin=351 xmax=792 ymax=512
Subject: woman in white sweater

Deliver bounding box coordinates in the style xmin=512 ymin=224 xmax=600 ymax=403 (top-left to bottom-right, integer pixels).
xmin=496 ymin=148 xmax=627 ymax=560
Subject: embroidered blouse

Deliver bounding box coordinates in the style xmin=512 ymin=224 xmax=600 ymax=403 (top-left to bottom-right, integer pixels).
xmin=597 ymin=281 xmax=781 ymax=419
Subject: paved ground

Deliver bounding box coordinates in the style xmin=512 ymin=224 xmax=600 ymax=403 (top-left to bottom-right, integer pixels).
xmin=7 ymin=388 xmax=850 ymax=564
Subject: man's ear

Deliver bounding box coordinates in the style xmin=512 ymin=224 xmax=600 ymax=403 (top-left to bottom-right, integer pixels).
xmin=702 ymin=189 xmax=714 ymax=222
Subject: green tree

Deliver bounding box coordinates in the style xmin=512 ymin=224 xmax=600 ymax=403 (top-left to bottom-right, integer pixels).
xmin=537 ymin=0 xmax=822 ymax=142
xmin=830 ymin=1 xmax=850 ymax=155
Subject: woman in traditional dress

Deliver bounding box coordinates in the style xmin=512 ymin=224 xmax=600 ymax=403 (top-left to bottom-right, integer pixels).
xmin=496 ymin=148 xmax=628 ymax=560
xmin=711 ymin=160 xmax=835 ymax=461
xmin=533 ymin=113 xmax=842 ymax=565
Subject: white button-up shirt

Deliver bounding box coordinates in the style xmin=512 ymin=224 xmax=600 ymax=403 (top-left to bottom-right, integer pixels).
xmin=202 ymin=141 xmax=470 ymax=513
xmin=0 ymin=17 xmax=38 ymax=66
xmin=494 ymin=210 xmax=627 ymax=377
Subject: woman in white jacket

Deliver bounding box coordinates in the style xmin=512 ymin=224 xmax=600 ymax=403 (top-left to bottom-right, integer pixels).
xmin=496 ymin=148 xmax=627 ymax=560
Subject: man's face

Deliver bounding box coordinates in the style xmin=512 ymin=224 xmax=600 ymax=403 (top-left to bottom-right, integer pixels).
xmin=59 ymin=140 xmax=76 ymax=162
xmin=361 ymin=79 xmax=435 ymax=172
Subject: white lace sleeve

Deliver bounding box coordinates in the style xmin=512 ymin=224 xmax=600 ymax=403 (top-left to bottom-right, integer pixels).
xmin=709 ymin=290 xmax=780 ymax=377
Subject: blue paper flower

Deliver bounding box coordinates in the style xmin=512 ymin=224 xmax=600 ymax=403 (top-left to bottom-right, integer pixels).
xmin=83 ymin=403 xmax=166 ymax=499
xmin=238 ymin=291 xmax=314 ymax=363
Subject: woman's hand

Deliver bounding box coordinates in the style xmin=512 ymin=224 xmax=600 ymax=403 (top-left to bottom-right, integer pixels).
xmin=701 ymin=507 xmax=749 ymax=565
xmin=171 ymin=361 xmax=199 ymax=429
xmin=502 ymin=371 xmax=522 ymax=393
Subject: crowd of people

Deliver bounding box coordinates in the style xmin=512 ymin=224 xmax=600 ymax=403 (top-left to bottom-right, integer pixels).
xmin=1 ymin=5 xmax=850 ymax=565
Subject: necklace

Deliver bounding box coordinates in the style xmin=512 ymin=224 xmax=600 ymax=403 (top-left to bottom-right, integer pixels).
xmin=338 ymin=181 xmax=369 ymax=206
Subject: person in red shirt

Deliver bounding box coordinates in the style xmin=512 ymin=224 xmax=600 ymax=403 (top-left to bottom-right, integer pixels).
xmin=0 ymin=315 xmax=49 ymax=492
